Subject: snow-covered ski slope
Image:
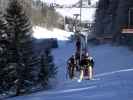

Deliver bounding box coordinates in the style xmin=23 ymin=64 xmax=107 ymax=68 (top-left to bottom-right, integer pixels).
xmin=7 ymin=27 xmax=133 ymax=100
xmin=33 ymin=26 xmax=74 ymax=41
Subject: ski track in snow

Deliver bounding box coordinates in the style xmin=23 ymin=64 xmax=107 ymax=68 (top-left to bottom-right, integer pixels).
xmin=32 ymin=86 xmax=97 ymax=96
xmin=95 ymin=68 xmax=133 ymax=77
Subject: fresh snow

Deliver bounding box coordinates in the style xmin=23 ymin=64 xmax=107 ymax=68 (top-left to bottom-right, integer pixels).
xmin=33 ymin=26 xmax=74 ymax=41
xmin=6 ymin=27 xmax=133 ymax=100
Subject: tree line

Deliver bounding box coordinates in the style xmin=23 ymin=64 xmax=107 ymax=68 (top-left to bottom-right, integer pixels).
xmin=0 ymin=0 xmax=64 ymax=29
xmin=94 ymin=0 xmax=133 ymax=45
xmin=0 ymin=0 xmax=56 ymax=96
xmin=31 ymin=0 xmax=64 ymax=29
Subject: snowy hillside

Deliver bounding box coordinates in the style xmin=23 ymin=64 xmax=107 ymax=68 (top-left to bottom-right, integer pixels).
xmin=33 ymin=26 xmax=74 ymax=41
xmin=7 ymin=33 xmax=133 ymax=100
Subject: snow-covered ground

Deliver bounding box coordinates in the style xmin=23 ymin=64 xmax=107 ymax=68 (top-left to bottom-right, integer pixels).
xmin=6 ymin=27 xmax=133 ymax=100
xmin=33 ymin=26 xmax=74 ymax=41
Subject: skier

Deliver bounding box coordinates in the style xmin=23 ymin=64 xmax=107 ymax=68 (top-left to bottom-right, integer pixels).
xmin=67 ymin=55 xmax=77 ymax=79
xmin=79 ymin=52 xmax=94 ymax=81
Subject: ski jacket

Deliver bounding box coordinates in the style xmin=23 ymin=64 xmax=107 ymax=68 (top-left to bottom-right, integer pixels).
xmin=68 ymin=57 xmax=76 ymax=65
xmin=80 ymin=56 xmax=94 ymax=68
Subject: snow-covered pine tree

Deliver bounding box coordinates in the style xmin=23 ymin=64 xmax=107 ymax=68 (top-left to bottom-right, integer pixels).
xmin=38 ymin=50 xmax=57 ymax=88
xmin=0 ymin=11 xmax=11 ymax=93
xmin=39 ymin=54 xmax=49 ymax=87
xmin=6 ymin=0 xmax=38 ymax=95
xmin=45 ymin=49 xmax=57 ymax=78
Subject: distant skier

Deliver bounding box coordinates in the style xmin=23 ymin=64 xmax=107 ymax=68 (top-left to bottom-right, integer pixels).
xmin=79 ymin=52 xmax=94 ymax=81
xmin=67 ymin=55 xmax=77 ymax=79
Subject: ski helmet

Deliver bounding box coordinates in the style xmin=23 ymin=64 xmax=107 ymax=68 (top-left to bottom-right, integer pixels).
xmin=85 ymin=52 xmax=89 ymax=57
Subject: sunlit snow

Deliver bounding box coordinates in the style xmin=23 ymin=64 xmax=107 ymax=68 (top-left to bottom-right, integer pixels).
xmin=33 ymin=26 xmax=74 ymax=41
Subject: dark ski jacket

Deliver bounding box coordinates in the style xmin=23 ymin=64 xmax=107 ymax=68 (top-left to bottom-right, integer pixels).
xmin=80 ymin=56 xmax=94 ymax=68
xmin=68 ymin=57 xmax=76 ymax=66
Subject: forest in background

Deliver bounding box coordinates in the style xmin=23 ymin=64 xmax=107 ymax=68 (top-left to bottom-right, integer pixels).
xmin=0 ymin=0 xmax=57 ymax=96
xmin=94 ymin=0 xmax=133 ymax=45
xmin=0 ymin=0 xmax=64 ymax=29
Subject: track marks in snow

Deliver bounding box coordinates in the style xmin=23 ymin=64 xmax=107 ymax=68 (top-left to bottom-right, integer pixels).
xmin=32 ymin=86 xmax=97 ymax=97
xmin=61 ymin=68 xmax=133 ymax=85
xmin=45 ymin=86 xmax=96 ymax=94
xmin=95 ymin=68 xmax=133 ymax=78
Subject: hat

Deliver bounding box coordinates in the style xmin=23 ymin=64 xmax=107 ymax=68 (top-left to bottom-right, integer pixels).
xmin=85 ymin=52 xmax=89 ymax=57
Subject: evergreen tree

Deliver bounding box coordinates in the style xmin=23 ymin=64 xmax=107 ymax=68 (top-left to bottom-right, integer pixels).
xmin=113 ymin=0 xmax=133 ymax=44
xmin=95 ymin=0 xmax=133 ymax=45
xmin=94 ymin=0 xmax=120 ymax=36
xmin=0 ymin=11 xmax=11 ymax=93
xmin=107 ymin=0 xmax=119 ymax=35
xmin=6 ymin=0 xmax=38 ymax=95
xmin=94 ymin=0 xmax=110 ymax=36
xmin=39 ymin=54 xmax=49 ymax=87
xmin=38 ymin=50 xmax=57 ymax=88
xmin=45 ymin=49 xmax=57 ymax=79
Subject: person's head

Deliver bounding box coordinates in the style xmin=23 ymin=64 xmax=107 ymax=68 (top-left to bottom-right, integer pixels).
xmin=71 ymin=54 xmax=75 ymax=58
xmin=85 ymin=52 xmax=89 ymax=57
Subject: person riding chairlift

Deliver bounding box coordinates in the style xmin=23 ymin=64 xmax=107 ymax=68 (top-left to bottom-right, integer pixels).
xmin=67 ymin=54 xmax=77 ymax=79
xmin=79 ymin=52 xmax=94 ymax=81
